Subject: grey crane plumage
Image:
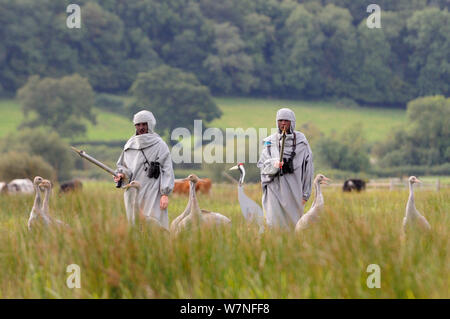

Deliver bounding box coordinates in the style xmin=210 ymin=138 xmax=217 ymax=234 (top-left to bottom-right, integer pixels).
xmin=123 ymin=181 xmax=167 ymax=231
xmin=39 ymin=179 xmax=68 ymax=228
xmin=402 ymin=176 xmax=431 ymax=235
xmin=295 ymin=174 xmax=331 ymax=233
xmin=170 ymin=174 xmax=231 ymax=235
xmin=229 ymin=163 xmax=264 ymax=233
xmin=27 ymin=176 xmax=45 ymax=230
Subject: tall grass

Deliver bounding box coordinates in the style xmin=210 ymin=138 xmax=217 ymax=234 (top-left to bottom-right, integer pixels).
xmin=0 ymin=182 xmax=448 ymax=298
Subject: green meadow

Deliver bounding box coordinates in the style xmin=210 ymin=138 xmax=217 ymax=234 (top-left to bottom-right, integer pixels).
xmin=0 ymin=182 xmax=448 ymax=298
xmin=211 ymin=97 xmax=406 ymax=143
xmin=0 ymin=98 xmax=406 ymax=143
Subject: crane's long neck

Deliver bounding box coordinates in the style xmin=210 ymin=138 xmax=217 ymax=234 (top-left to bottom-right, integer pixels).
xmin=406 ymin=182 xmax=418 ymax=217
xmin=239 ymin=166 xmax=246 ymax=186
xmin=32 ymin=183 xmax=41 ymax=214
xmin=189 ymin=181 xmax=201 ymax=217
xmin=41 ymin=186 xmax=51 ymax=217
xmin=131 ymin=187 xmax=139 ymax=224
xmin=311 ymin=180 xmax=323 ymax=209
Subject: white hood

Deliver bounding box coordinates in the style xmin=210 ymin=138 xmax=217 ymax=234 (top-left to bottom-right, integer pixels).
xmin=276 ymin=108 xmax=296 ymax=133
xmin=133 ymin=110 xmax=156 ymax=133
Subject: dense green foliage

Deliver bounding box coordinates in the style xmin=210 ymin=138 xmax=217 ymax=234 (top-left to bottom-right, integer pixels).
xmin=315 ymin=123 xmax=370 ymax=172
xmin=17 ymin=74 xmax=96 ymax=138
xmin=0 ymin=151 xmax=56 ymax=182
xmin=374 ymin=96 xmax=450 ymax=167
xmin=0 ymin=128 xmax=75 ymax=181
xmin=130 ymin=65 xmax=222 ymax=137
xmin=1 ymin=0 xmax=448 ymax=105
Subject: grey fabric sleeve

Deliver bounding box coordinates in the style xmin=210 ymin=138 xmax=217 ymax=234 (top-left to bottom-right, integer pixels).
xmin=257 ymin=145 xmax=280 ymax=176
xmin=115 ymin=150 xmax=132 ymax=182
xmin=301 ymin=146 xmax=314 ymax=201
xmin=159 ymin=145 xmax=175 ymax=196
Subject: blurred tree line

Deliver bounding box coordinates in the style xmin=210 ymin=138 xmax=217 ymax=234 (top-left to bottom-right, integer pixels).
xmin=0 ymin=0 xmax=448 ymax=106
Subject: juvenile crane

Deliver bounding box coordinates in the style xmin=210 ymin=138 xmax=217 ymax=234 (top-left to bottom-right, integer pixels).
xmin=402 ymin=176 xmax=431 ymax=235
xmin=295 ymin=174 xmax=331 ymax=233
xmin=123 ymin=181 xmax=167 ymax=231
xmin=229 ymin=163 xmax=264 ymax=233
xmin=39 ymin=179 xmax=68 ymax=228
xmin=170 ymin=174 xmax=231 ymax=235
xmin=27 ymin=176 xmax=46 ymax=230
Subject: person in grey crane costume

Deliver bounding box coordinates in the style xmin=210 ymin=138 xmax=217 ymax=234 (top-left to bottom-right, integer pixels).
xmin=257 ymin=108 xmax=314 ymax=230
xmin=114 ymin=110 xmax=175 ymax=230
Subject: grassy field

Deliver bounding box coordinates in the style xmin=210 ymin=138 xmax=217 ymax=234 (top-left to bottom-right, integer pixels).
xmin=0 ymin=182 xmax=448 ymax=298
xmin=0 ymin=99 xmax=133 ymax=142
xmin=0 ymin=97 xmax=406 ymax=143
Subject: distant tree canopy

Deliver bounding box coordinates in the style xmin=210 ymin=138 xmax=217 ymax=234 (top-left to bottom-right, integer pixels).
xmin=17 ymin=74 xmax=96 ymax=138
xmin=129 ymin=65 xmax=222 ymax=137
xmin=374 ymin=95 xmax=450 ymax=167
xmin=0 ymin=151 xmax=56 ymax=182
xmin=1 ymin=0 xmax=449 ymax=106
xmin=0 ymin=128 xmax=75 ymax=181
xmin=315 ymin=123 xmax=370 ymax=172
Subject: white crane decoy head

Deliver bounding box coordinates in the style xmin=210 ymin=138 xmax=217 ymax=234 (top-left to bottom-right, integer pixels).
xmin=123 ymin=181 xmax=141 ymax=190
xmin=184 ymin=174 xmax=200 ymax=184
xmin=230 ymin=163 xmax=246 ymax=185
xmin=229 ymin=163 xmax=244 ymax=171
xmin=409 ymin=176 xmax=421 ymax=184
xmin=315 ymin=174 xmax=331 ymax=185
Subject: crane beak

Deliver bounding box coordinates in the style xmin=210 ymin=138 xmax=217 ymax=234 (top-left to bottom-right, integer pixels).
xmin=322 ymin=177 xmax=332 ymax=185
xmin=415 ymin=178 xmax=422 ymax=184
xmin=229 ymin=165 xmax=239 ymax=171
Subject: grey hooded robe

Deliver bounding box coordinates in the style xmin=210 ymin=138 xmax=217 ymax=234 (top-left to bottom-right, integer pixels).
xmin=257 ymin=108 xmax=314 ymax=230
xmin=115 ymin=110 xmax=175 ymax=230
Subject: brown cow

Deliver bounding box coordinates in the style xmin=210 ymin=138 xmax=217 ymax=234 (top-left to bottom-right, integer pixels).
xmin=173 ymin=178 xmax=212 ymax=195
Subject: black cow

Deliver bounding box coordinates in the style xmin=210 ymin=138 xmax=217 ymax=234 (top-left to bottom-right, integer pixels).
xmin=59 ymin=179 xmax=83 ymax=193
xmin=343 ymin=179 xmax=366 ymax=192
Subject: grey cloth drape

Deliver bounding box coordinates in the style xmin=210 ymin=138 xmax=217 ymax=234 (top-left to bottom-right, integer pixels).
xmin=116 ymin=111 xmax=174 ymax=229
xmin=257 ymin=109 xmax=314 ymax=230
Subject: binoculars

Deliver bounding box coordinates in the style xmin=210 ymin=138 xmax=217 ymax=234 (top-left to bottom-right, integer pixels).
xmin=281 ymin=157 xmax=295 ymax=175
xmin=145 ymin=161 xmax=160 ymax=179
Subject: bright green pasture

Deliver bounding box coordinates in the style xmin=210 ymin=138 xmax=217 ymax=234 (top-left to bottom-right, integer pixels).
xmin=0 ymin=97 xmax=405 ymax=143
xmin=211 ymin=97 xmax=406 ymax=143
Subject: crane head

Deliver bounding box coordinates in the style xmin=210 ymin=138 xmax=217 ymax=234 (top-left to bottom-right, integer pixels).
xmin=38 ymin=179 xmax=52 ymax=189
xmin=33 ymin=176 xmax=44 ymax=185
xmin=123 ymin=181 xmax=141 ymax=190
xmin=184 ymin=174 xmax=199 ymax=184
xmin=230 ymin=163 xmax=245 ymax=186
xmin=229 ymin=163 xmax=244 ymax=171
xmin=315 ymin=174 xmax=331 ymax=185
xmin=409 ymin=176 xmax=421 ymax=184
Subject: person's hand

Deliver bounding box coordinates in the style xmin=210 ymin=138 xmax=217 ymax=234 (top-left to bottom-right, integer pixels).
xmin=160 ymin=195 xmax=169 ymax=210
xmin=114 ymin=173 xmax=124 ymax=183
xmin=273 ymin=161 xmax=284 ymax=169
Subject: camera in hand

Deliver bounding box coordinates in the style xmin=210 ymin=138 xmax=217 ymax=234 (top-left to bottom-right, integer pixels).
xmin=145 ymin=161 xmax=160 ymax=179
xmin=282 ymin=156 xmax=295 ymax=174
